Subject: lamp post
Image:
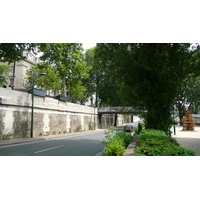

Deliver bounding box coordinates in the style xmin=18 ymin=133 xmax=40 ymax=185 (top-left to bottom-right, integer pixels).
xmin=30 ymin=72 xmax=46 ymax=138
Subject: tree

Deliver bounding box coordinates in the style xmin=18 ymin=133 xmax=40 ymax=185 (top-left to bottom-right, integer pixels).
xmin=181 ymin=109 xmax=195 ymax=131
xmin=175 ymin=75 xmax=200 ymax=122
xmin=82 ymin=47 xmax=97 ymax=104
xmin=0 ymin=43 xmax=38 ymax=63
xmin=26 ymin=63 xmax=62 ymax=93
xmin=83 ymin=46 xmax=122 ymax=107
xmin=0 ymin=64 xmax=10 ymax=86
xmin=39 ymin=43 xmax=88 ymax=98
xmin=96 ymin=43 xmax=200 ymax=133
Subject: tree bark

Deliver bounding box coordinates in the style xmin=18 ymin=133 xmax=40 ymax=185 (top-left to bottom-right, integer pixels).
xmin=62 ymin=75 xmax=67 ymax=97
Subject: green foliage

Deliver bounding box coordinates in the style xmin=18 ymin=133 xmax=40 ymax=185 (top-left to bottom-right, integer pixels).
xmin=0 ymin=64 xmax=10 ymax=85
xmin=140 ymin=129 xmax=166 ymax=135
xmin=175 ymin=75 xmax=200 ymax=121
xmin=134 ymin=127 xmax=138 ymax=134
xmin=67 ymin=79 xmax=87 ymax=102
xmin=103 ymin=139 xmax=126 ymax=156
xmin=83 ymin=46 xmax=122 ymax=107
xmin=103 ymin=129 xmax=133 ymax=156
xmin=26 ymin=63 xmax=61 ymax=91
xmin=96 ymin=43 xmax=200 ymax=133
xmin=141 ymin=121 xmax=146 ymax=129
xmin=135 ymin=129 xmax=196 ymax=156
xmin=83 ymin=47 xmax=97 ymax=98
xmin=0 ymin=43 xmax=38 ymax=63
xmin=39 ymin=43 xmax=89 ymax=100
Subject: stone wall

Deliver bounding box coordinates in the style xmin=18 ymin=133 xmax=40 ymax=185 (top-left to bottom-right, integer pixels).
xmin=0 ymin=88 xmax=130 ymax=140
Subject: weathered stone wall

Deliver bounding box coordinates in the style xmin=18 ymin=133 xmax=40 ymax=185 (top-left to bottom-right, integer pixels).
xmin=0 ymin=88 xmax=131 ymax=140
xmin=0 ymin=110 xmax=5 ymax=140
xmin=49 ymin=113 xmax=67 ymax=134
xmin=13 ymin=111 xmax=30 ymax=138
xmin=70 ymin=115 xmax=82 ymax=132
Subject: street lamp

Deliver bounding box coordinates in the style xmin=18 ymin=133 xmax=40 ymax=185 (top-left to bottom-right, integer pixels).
xmin=30 ymin=72 xmax=46 ymax=138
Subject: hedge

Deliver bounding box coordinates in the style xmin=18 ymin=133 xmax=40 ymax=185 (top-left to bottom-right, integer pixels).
xmin=135 ymin=129 xmax=196 ymax=156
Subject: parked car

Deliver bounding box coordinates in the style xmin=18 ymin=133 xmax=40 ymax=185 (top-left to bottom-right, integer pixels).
xmin=124 ymin=125 xmax=134 ymax=132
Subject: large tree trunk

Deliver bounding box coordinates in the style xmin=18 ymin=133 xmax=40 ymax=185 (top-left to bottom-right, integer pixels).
xmin=145 ymin=104 xmax=172 ymax=134
xmin=177 ymin=102 xmax=186 ymax=125
xmin=62 ymin=75 xmax=67 ymax=97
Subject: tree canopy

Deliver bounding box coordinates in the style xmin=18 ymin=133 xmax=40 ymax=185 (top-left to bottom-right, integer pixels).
xmin=0 ymin=43 xmax=38 ymax=63
xmin=83 ymin=46 xmax=122 ymax=107
xmin=0 ymin=64 xmax=10 ymax=86
xmin=175 ymin=75 xmax=200 ymax=122
xmin=39 ymin=43 xmax=88 ymax=99
xmin=95 ymin=43 xmax=200 ymax=133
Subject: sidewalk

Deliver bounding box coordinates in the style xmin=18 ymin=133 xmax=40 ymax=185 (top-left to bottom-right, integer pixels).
xmin=123 ymin=125 xmax=200 ymax=156
xmin=172 ymin=125 xmax=200 ymax=156
xmin=0 ymin=129 xmax=104 ymax=147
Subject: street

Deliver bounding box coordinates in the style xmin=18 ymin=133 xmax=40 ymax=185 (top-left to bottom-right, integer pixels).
xmin=0 ymin=130 xmax=105 ymax=156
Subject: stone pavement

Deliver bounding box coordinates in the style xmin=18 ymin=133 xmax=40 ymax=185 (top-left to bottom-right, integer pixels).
xmin=172 ymin=125 xmax=200 ymax=156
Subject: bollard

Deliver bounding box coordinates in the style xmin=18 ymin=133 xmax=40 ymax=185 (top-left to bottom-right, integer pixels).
xmin=138 ymin=123 xmax=142 ymax=134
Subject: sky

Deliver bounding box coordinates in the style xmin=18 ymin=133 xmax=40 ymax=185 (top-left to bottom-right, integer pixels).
xmin=82 ymin=43 xmax=96 ymax=51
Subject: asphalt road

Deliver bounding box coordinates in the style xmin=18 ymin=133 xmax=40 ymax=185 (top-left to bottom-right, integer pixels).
xmin=0 ymin=130 xmax=105 ymax=156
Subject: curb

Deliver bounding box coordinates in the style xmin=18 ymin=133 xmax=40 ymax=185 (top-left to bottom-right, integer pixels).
xmin=123 ymin=134 xmax=139 ymax=156
xmin=0 ymin=129 xmax=105 ymax=147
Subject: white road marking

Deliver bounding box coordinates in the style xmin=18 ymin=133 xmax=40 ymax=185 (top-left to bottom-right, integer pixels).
xmin=94 ymin=151 xmax=102 ymax=156
xmin=34 ymin=145 xmax=64 ymax=154
xmin=0 ymin=130 xmax=105 ymax=148
xmin=94 ymin=150 xmax=105 ymax=156
xmin=54 ymin=132 xmax=99 ymax=140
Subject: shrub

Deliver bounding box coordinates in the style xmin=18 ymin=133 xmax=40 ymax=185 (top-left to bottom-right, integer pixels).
xmin=103 ymin=139 xmax=126 ymax=156
xmin=140 ymin=129 xmax=166 ymax=135
xmin=103 ymin=129 xmax=133 ymax=156
xmin=89 ymin=120 xmax=96 ymax=130
xmin=141 ymin=121 xmax=146 ymax=129
xmin=135 ymin=129 xmax=196 ymax=156
xmin=134 ymin=127 xmax=138 ymax=134
xmin=75 ymin=125 xmax=82 ymax=132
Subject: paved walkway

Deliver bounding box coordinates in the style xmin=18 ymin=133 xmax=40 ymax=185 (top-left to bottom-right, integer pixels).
xmin=172 ymin=125 xmax=200 ymax=156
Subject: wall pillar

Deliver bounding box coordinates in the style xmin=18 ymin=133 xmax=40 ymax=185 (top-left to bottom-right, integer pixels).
xmin=98 ymin=113 xmax=102 ymax=129
xmin=114 ymin=114 xmax=118 ymax=126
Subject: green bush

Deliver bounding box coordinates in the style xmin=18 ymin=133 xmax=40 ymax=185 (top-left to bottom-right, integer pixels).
xmin=141 ymin=121 xmax=146 ymax=129
xmin=103 ymin=129 xmax=133 ymax=156
xmin=134 ymin=127 xmax=138 ymax=134
xmin=140 ymin=129 xmax=166 ymax=135
xmin=135 ymin=129 xmax=196 ymax=156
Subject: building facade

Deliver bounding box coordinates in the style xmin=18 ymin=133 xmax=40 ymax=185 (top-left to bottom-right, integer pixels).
xmin=0 ymin=51 xmax=39 ymax=91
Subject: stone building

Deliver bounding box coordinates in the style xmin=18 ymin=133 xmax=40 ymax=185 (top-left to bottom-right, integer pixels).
xmin=0 ymin=51 xmax=39 ymax=91
xmin=0 ymin=51 xmax=96 ymax=104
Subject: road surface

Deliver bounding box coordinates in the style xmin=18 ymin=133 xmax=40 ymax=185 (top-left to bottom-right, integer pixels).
xmin=0 ymin=130 xmax=105 ymax=156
